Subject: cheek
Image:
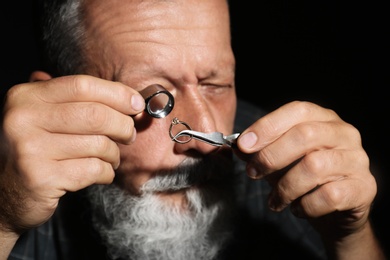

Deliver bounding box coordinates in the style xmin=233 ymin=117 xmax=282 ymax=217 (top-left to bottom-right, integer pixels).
xmin=213 ymin=94 xmax=237 ymax=132
xmin=119 ymin=129 xmax=173 ymax=169
xmin=115 ymin=124 xmax=175 ymax=193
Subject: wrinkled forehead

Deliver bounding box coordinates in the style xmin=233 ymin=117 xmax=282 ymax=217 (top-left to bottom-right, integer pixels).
xmin=82 ymin=0 xmax=230 ymax=34
xmin=80 ymin=0 xmax=232 ymax=77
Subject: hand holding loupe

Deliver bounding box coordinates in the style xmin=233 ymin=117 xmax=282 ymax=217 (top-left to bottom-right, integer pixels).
xmin=139 ymin=84 xmax=174 ymax=118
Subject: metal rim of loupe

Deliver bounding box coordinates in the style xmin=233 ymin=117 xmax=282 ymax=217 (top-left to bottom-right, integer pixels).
xmin=144 ymin=89 xmax=175 ymax=118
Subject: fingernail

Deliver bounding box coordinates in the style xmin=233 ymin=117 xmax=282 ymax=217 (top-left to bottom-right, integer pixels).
xmin=130 ymin=128 xmax=137 ymax=143
xmin=239 ymin=132 xmax=257 ymax=149
xmin=268 ymin=195 xmax=280 ymax=211
xmin=131 ymin=95 xmax=145 ymax=111
xmin=246 ymin=165 xmax=261 ymax=179
xmin=114 ymin=161 xmax=120 ymax=170
xmin=268 ymin=197 xmax=276 ymax=211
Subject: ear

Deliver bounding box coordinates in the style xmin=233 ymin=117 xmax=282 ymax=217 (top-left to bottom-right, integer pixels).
xmin=29 ymin=71 xmax=53 ymax=82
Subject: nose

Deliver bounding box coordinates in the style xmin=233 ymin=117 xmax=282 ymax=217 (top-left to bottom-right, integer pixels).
xmin=169 ymin=90 xmax=221 ymax=155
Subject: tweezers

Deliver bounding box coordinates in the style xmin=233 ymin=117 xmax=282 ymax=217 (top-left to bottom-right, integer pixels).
xmin=171 ymin=130 xmax=240 ymax=148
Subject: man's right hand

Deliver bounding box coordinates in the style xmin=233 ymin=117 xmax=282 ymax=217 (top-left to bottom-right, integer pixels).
xmin=0 ymin=73 xmax=145 ymax=236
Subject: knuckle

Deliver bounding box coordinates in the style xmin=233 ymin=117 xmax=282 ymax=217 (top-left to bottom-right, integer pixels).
xmin=85 ymin=159 xmax=115 ymax=184
xmin=65 ymin=158 xmax=107 ymax=189
xmin=3 ymin=110 xmax=21 ymax=133
xmin=94 ymin=135 xmax=111 ymax=152
xmin=82 ymin=105 xmax=108 ymax=131
xmin=93 ymin=135 xmax=120 ymax=159
xmin=321 ymin=185 xmax=343 ymax=209
xmin=19 ymin=160 xmax=50 ymax=190
xmin=70 ymin=75 xmax=94 ymax=98
xmin=290 ymin=101 xmax=314 ymax=117
xmin=357 ymin=150 xmax=370 ymax=168
xmin=257 ymin=149 xmax=277 ymax=170
xmin=3 ymin=107 xmax=35 ymax=134
xmin=294 ymin=123 xmax=317 ymax=144
xmin=345 ymin=123 xmax=362 ymax=144
xmin=301 ymin=152 xmax=325 ymax=174
xmin=87 ymin=158 xmax=106 ymax=176
xmin=17 ymin=139 xmax=42 ymax=157
xmin=5 ymin=83 xmax=30 ymax=104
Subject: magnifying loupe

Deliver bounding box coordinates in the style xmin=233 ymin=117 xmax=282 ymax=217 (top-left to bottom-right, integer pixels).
xmin=140 ymin=84 xmax=174 ymax=118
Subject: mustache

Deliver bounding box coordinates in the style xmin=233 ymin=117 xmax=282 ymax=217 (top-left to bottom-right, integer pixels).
xmin=141 ymin=153 xmax=235 ymax=193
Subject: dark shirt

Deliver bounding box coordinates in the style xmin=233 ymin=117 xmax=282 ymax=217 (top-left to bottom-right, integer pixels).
xmin=9 ymin=99 xmax=327 ymax=260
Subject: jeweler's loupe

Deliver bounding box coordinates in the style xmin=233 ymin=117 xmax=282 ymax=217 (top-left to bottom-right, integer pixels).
xmin=140 ymin=84 xmax=174 ymax=118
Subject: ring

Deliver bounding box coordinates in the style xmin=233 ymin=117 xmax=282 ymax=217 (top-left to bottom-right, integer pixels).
xmin=169 ymin=117 xmax=192 ymax=144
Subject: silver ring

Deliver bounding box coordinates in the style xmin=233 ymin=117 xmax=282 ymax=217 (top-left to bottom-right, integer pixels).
xmin=169 ymin=117 xmax=192 ymax=144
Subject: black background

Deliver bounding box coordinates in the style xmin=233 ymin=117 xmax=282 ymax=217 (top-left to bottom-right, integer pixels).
xmin=1 ymin=0 xmax=389 ymax=252
xmin=229 ymin=0 xmax=389 ymax=251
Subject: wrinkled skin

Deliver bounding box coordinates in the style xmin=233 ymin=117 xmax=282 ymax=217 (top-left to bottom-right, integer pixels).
xmin=0 ymin=0 xmax=385 ymax=259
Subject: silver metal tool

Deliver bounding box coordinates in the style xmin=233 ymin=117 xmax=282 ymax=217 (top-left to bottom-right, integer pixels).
xmin=171 ymin=129 xmax=240 ymax=147
xmin=140 ymin=84 xmax=174 ymax=118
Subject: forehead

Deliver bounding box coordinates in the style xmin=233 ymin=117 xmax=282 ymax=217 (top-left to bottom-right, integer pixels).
xmin=83 ymin=0 xmax=229 ymax=33
xmin=81 ymin=0 xmax=233 ymax=82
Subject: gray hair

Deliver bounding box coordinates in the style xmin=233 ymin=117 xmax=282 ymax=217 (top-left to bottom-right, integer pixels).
xmin=38 ymin=0 xmax=230 ymax=76
xmin=39 ymin=0 xmax=85 ymax=76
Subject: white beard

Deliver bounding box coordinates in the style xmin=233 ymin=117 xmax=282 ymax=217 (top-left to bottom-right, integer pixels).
xmin=86 ymin=157 xmax=237 ymax=260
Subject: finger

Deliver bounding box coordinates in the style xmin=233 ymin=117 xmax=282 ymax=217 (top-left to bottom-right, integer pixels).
xmin=267 ymin=148 xmax=371 ymax=212
xmin=237 ymin=101 xmax=340 ymax=152
xmin=22 ymin=133 xmax=121 ymax=169
xmin=8 ymin=75 xmax=145 ymax=116
xmin=247 ymin=120 xmax=361 ymax=177
xmin=5 ymin=97 xmax=136 ymax=144
xmin=56 ymin=158 xmax=116 ymax=191
xmin=292 ymin=175 xmax=376 ymax=218
xmin=35 ymin=102 xmax=136 ymax=143
xmin=26 ymin=158 xmax=116 ymax=195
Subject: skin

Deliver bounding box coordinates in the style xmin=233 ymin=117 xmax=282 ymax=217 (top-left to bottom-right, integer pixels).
xmin=0 ymin=0 xmax=386 ymax=259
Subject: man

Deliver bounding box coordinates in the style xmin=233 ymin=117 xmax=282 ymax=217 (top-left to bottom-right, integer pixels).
xmin=0 ymin=0 xmax=386 ymax=259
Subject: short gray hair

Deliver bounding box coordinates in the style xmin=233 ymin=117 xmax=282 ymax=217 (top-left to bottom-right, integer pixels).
xmin=39 ymin=0 xmax=86 ymax=76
